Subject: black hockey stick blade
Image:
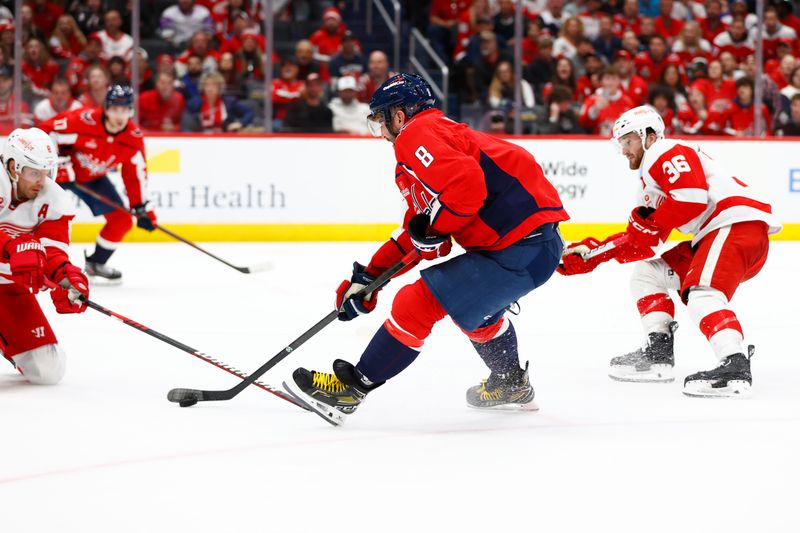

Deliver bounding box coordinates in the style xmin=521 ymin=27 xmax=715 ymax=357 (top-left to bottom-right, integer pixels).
xmin=166 ymin=250 xmax=419 ymax=406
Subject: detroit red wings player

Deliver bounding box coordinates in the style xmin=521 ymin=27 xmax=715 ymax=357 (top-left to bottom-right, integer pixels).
xmin=0 ymin=128 xmax=89 ymax=385
xmin=559 ymin=106 xmax=781 ymax=398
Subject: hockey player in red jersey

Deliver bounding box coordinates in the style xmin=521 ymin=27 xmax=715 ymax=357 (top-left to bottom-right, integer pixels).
xmin=559 ymin=106 xmax=781 ymax=398
xmin=38 ymin=85 xmax=157 ymax=284
xmin=284 ymin=74 xmax=569 ymax=425
xmin=0 ymin=128 xmax=89 ymax=384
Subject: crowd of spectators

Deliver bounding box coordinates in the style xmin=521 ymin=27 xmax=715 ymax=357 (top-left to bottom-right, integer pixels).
xmin=0 ymin=0 xmax=799 ymax=137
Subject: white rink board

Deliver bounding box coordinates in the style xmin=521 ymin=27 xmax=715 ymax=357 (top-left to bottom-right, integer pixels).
xmin=53 ymin=136 xmax=800 ymax=226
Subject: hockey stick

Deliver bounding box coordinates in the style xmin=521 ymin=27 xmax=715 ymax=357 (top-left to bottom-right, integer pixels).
xmin=167 ymin=249 xmax=420 ymax=407
xmin=72 ymin=183 xmax=271 ymax=274
xmin=563 ymin=234 xmax=630 ymax=260
xmin=40 ymin=277 xmax=306 ymax=410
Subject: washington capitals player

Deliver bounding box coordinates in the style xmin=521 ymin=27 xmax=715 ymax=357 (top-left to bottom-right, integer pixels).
xmin=284 ymin=74 xmax=569 ymax=425
xmin=0 ymin=128 xmax=89 ymax=384
xmin=559 ymin=106 xmax=781 ymax=398
xmin=39 ymin=85 xmax=157 ymax=283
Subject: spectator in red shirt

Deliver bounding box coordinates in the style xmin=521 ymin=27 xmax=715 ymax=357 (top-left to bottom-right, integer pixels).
xmin=309 ymin=7 xmax=348 ymax=63
xmin=698 ymin=0 xmax=727 ymax=43
xmin=234 ymin=32 xmax=265 ymax=83
xmin=713 ymin=17 xmax=754 ymax=64
xmin=272 ymin=57 xmax=304 ymax=121
xmin=427 ymin=0 xmax=471 ymax=62
xmin=614 ymin=49 xmax=649 ymax=105
xmin=691 ymin=58 xmax=736 ymax=112
xmin=33 ymin=77 xmax=82 ymax=124
xmin=176 ymin=31 xmax=220 ymax=77
xmin=673 ymin=20 xmax=712 ymax=66
xmin=579 ymin=65 xmax=635 ymax=135
xmin=357 ymin=50 xmax=393 ymax=103
xmin=612 ymin=0 xmax=640 ymax=38
xmin=139 ymin=71 xmax=186 ymax=132
xmin=29 ymin=0 xmax=64 ymax=38
xmin=48 ymin=15 xmax=86 ymax=59
xmin=213 ymin=0 xmax=262 ymax=39
xmin=575 ymin=52 xmax=603 ymax=102
xmin=678 ymin=88 xmax=709 ymax=135
xmin=78 ymin=63 xmax=110 ymax=108
xmin=777 ymin=0 xmax=800 ymax=36
xmin=520 ymin=19 xmax=542 ymax=66
xmin=22 ymin=39 xmax=60 ymax=100
xmin=635 ymin=35 xmax=681 ymax=84
xmin=542 ymin=56 xmax=578 ymax=103
xmin=757 ymin=6 xmax=798 ymax=62
xmin=65 ymin=34 xmax=104 ymax=95
xmin=654 ymin=0 xmax=684 ymax=43
xmin=0 ymin=65 xmax=32 ymax=133
xmin=724 ymin=76 xmax=771 ymax=136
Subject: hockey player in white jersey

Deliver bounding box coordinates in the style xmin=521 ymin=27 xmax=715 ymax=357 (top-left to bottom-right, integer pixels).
xmin=0 ymin=128 xmax=89 ymax=384
xmin=559 ymin=106 xmax=781 ymax=397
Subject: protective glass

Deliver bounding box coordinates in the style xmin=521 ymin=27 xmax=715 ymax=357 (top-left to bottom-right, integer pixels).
xmin=366 ymin=110 xmax=385 ymax=138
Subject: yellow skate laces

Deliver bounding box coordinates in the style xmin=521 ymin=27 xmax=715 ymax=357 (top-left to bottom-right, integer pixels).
xmin=312 ymin=372 xmax=347 ymax=393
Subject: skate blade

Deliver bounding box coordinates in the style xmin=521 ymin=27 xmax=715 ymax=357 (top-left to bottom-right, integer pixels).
xmin=282 ymin=381 xmax=347 ymax=427
xmin=683 ymin=380 xmax=752 ymax=398
xmin=467 ymin=400 xmax=540 ymax=412
xmin=609 ymin=364 xmax=674 ymax=383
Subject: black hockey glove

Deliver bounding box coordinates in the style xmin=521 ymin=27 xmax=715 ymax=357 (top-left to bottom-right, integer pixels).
xmin=407 ymin=214 xmax=452 ymax=260
xmin=132 ymin=202 xmax=157 ymax=232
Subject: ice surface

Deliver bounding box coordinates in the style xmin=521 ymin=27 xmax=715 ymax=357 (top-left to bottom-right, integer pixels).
xmin=2 ymin=242 xmax=798 ymax=532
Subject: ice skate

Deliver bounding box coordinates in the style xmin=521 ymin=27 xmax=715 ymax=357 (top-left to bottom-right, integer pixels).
xmin=283 ymin=359 xmax=379 ymax=426
xmin=683 ymin=346 xmax=753 ymax=398
xmin=609 ymin=321 xmax=677 ymax=383
xmin=84 ymin=251 xmax=122 ymax=285
xmin=466 ymin=361 xmax=538 ymax=411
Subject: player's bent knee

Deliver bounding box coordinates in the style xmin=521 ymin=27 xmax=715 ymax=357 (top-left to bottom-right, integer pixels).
xmin=686 ymin=286 xmax=729 ymax=322
xmin=389 ymin=279 xmax=447 ymax=344
xmin=13 ymin=344 xmax=67 ymax=385
xmin=630 ymin=259 xmax=676 ymax=298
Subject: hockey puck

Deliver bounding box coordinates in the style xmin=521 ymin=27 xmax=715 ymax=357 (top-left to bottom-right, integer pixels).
xmin=179 ymin=399 xmax=198 ymax=408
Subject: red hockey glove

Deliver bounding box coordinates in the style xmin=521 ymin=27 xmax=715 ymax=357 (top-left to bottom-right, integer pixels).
xmin=557 ymin=237 xmax=609 ymax=275
xmin=407 ymin=213 xmax=452 ymax=260
xmin=55 ymin=157 xmax=75 ymax=184
xmin=336 ymin=262 xmax=382 ymax=321
xmin=50 ymin=263 xmax=89 ymax=314
xmin=132 ymin=202 xmax=157 ymax=232
xmin=626 ymin=206 xmax=664 ymax=249
xmin=4 ymin=235 xmax=46 ymax=293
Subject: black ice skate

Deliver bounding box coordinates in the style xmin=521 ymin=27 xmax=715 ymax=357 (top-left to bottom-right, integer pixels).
xmin=283 ymin=359 xmax=382 ymax=426
xmin=683 ymin=346 xmax=754 ymax=398
xmin=466 ymin=361 xmax=537 ymax=411
xmin=609 ymin=321 xmax=678 ymax=383
xmin=84 ymin=251 xmax=122 ymax=285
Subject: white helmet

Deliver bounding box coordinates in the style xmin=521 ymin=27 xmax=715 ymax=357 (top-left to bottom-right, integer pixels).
xmin=2 ymin=127 xmax=58 ymax=184
xmin=612 ymin=105 xmax=665 ymax=146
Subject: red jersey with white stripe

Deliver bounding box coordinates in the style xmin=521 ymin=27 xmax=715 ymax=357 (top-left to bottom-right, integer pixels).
xmin=392 ymin=109 xmax=568 ymax=252
xmin=0 ymin=171 xmax=75 ymax=286
xmin=636 ymin=139 xmax=781 ymax=245
xmin=38 ymin=108 xmax=149 ymax=206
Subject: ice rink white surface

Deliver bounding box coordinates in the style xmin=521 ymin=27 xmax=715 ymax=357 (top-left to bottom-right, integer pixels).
xmin=2 ymin=241 xmax=798 ymax=532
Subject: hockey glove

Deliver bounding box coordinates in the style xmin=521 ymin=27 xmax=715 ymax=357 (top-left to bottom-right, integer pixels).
xmin=407 ymin=213 xmax=452 ymax=260
xmin=557 ymin=236 xmax=611 ymax=275
xmin=50 ymin=263 xmax=89 ymax=314
xmin=4 ymin=235 xmax=46 ymax=293
xmin=626 ymin=206 xmax=663 ymax=249
xmin=336 ymin=262 xmax=382 ymax=321
xmin=132 ymin=202 xmax=157 ymax=232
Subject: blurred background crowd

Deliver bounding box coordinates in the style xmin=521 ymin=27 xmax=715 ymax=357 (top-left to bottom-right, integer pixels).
xmin=0 ymin=0 xmax=798 ymax=136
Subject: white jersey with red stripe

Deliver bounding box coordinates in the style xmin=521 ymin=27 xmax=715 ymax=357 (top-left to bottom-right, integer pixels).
xmin=0 ymin=169 xmax=75 ymax=286
xmin=637 ymin=138 xmax=782 ymax=245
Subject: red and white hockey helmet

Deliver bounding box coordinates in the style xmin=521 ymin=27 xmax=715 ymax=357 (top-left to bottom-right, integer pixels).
xmin=2 ymin=127 xmax=58 ymax=182
xmin=612 ymin=105 xmax=665 ymax=146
